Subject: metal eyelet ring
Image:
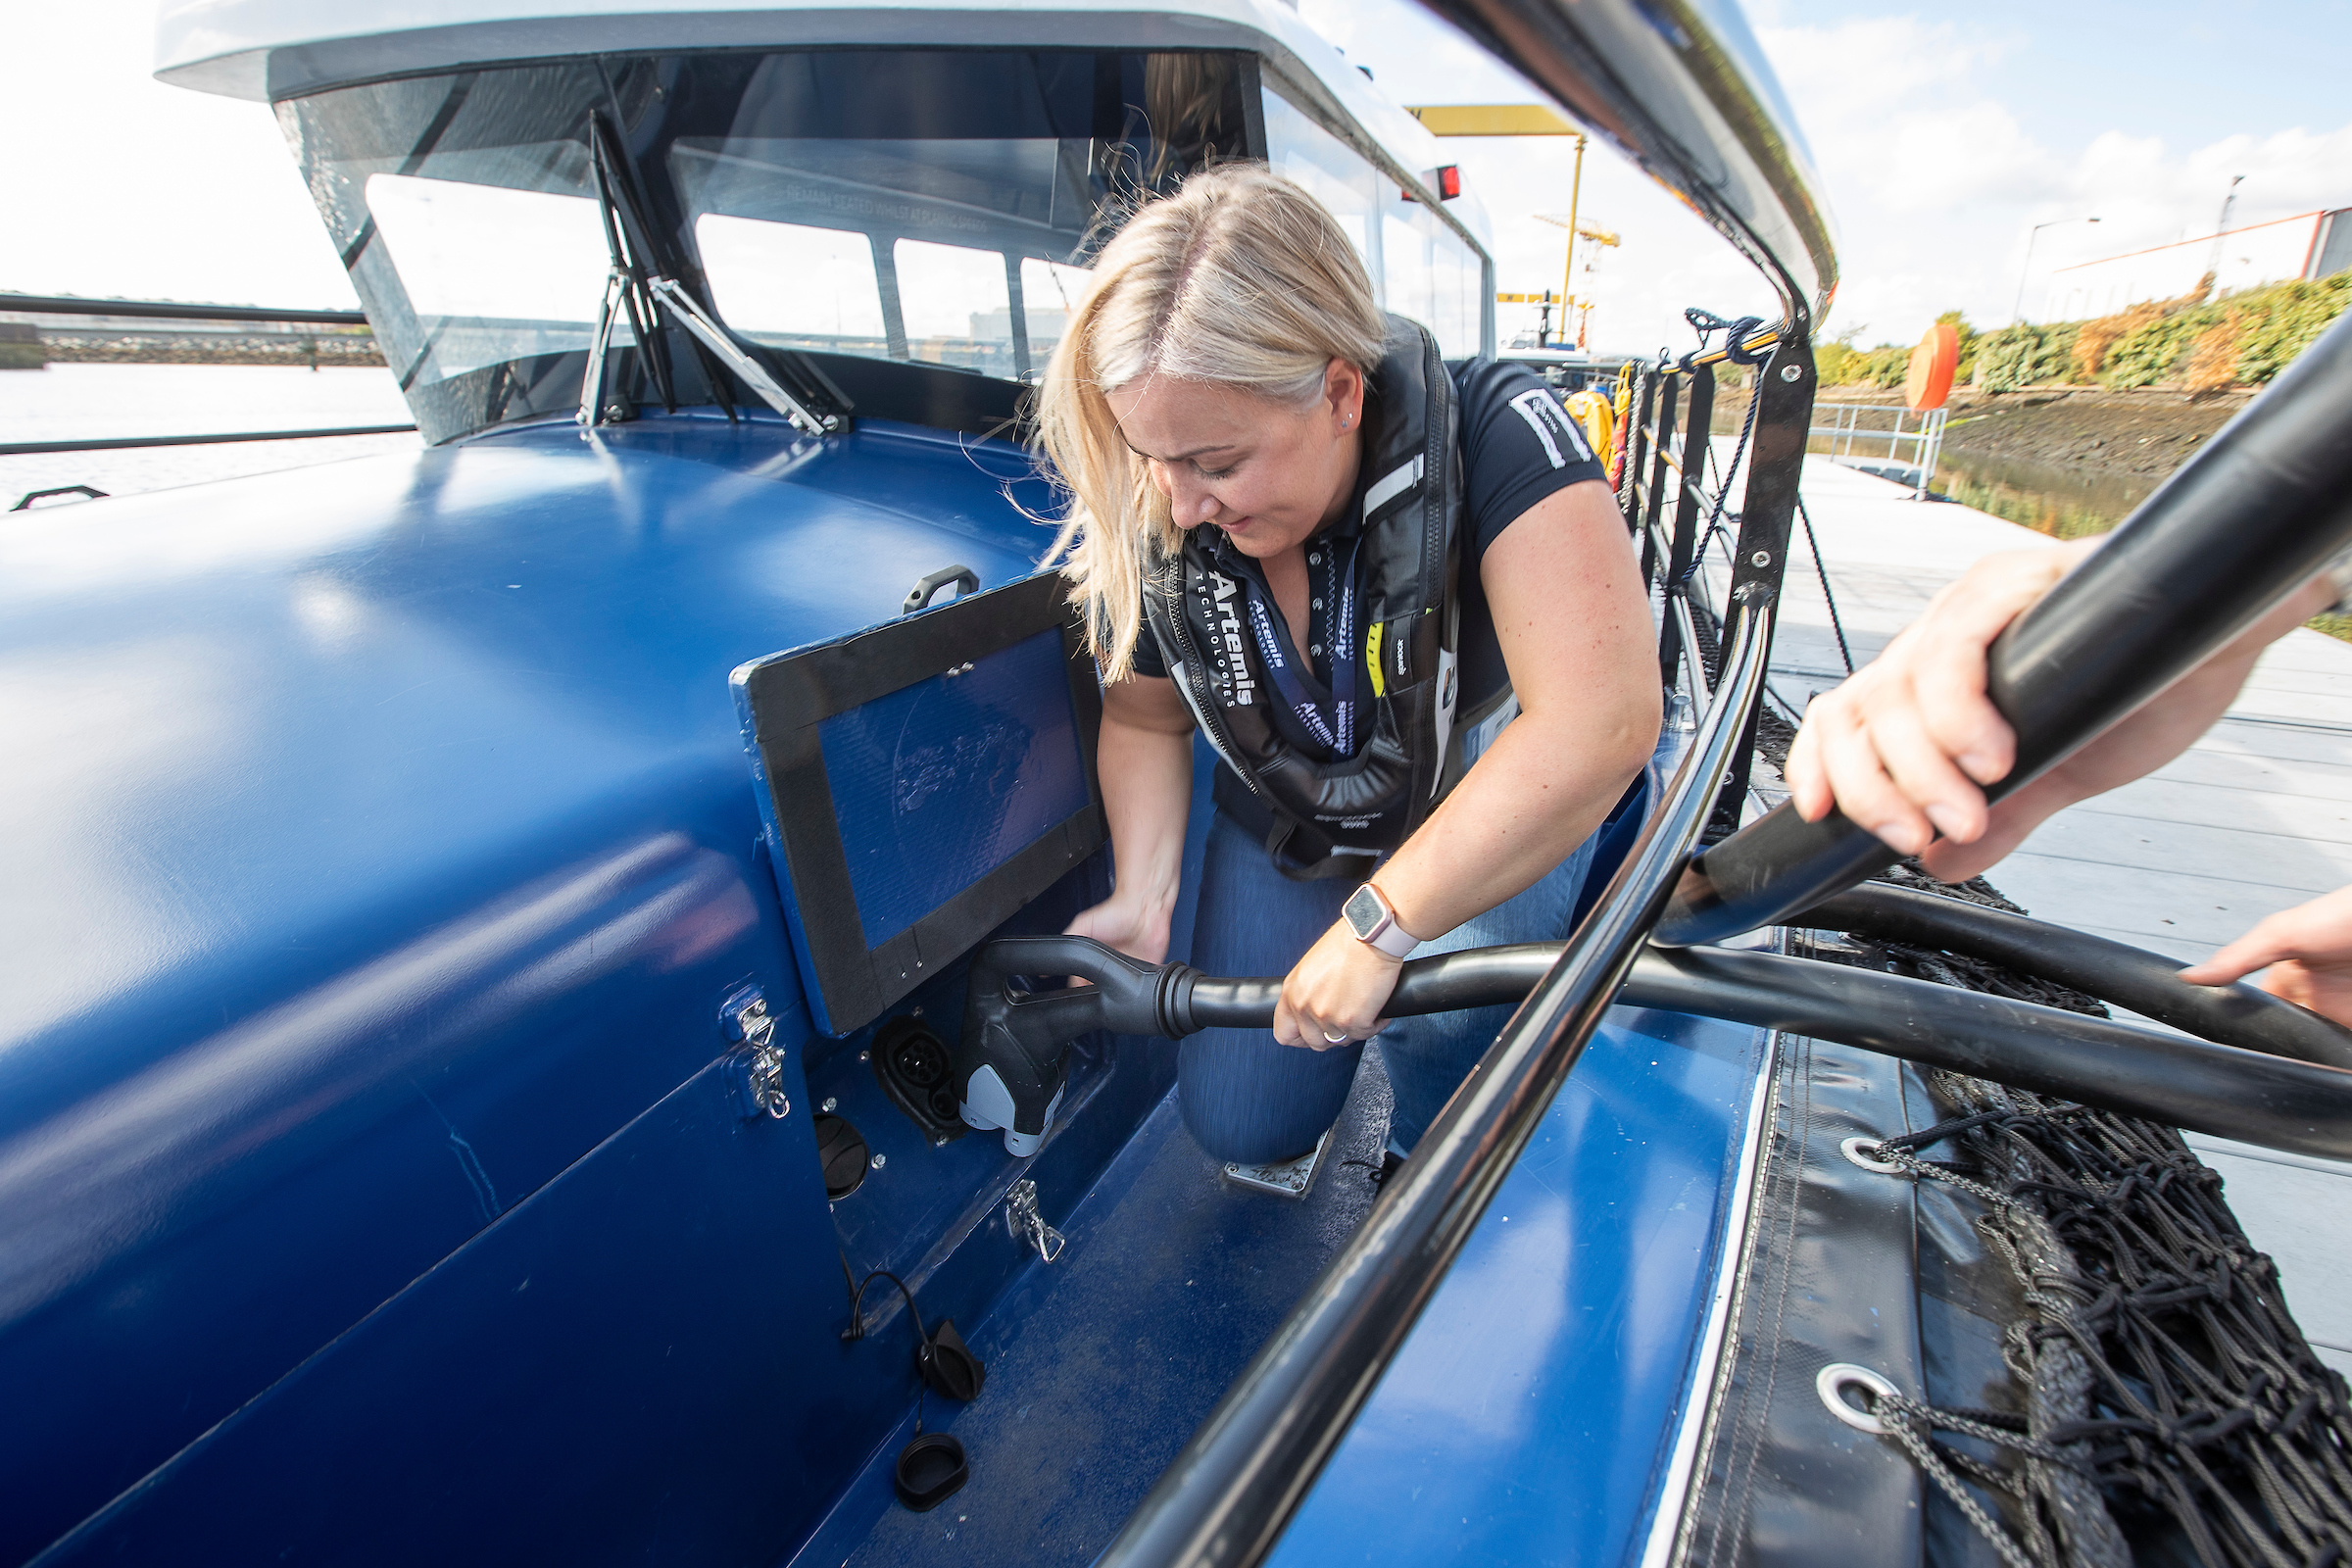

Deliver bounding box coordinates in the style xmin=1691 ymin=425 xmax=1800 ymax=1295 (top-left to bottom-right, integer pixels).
xmin=1840 ymin=1135 xmax=1906 ymax=1174
xmin=1817 ymin=1362 xmax=1899 ymax=1435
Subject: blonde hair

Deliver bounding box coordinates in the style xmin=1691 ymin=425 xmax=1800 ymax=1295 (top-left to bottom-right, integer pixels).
xmin=1036 ymin=164 xmax=1387 ymax=681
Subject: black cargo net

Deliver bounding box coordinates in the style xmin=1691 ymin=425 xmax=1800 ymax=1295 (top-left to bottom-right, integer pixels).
xmin=1804 ymin=866 xmax=2352 ymax=1568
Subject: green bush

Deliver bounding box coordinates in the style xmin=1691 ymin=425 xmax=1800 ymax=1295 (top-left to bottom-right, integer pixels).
xmin=1972 ymin=322 xmax=2081 ymax=392
xmin=1814 ymin=273 xmax=2348 ymax=395
xmin=2092 ymin=272 xmax=2350 ymax=388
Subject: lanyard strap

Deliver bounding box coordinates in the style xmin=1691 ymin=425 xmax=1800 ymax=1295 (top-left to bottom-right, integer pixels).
xmin=1240 ymin=536 xmax=1361 ymax=759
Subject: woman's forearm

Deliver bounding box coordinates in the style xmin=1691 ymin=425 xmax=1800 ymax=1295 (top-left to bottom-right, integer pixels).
xmin=1374 ymin=706 xmax=1651 ymax=941
xmin=1098 ymin=713 xmax=1194 ymax=922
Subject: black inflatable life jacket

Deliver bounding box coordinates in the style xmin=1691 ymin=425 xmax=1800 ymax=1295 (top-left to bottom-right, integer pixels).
xmin=1142 ymin=316 xmax=1509 ymax=879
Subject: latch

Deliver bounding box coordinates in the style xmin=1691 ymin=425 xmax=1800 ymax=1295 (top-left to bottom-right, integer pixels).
xmin=725 ymin=988 xmax=790 ymax=1120
xmin=1004 ymin=1178 xmax=1065 ymax=1263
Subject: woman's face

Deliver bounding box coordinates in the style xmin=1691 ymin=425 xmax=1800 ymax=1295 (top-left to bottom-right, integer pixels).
xmin=1106 ymin=360 xmax=1365 ymax=559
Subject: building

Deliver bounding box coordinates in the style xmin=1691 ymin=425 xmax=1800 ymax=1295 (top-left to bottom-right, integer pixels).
xmin=2044 ymin=208 xmax=2352 ymax=321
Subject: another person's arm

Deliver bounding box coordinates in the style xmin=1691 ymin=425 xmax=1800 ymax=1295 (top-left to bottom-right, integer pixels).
xmin=1062 ymin=671 xmax=1196 ymax=964
xmin=1786 ymin=537 xmax=2332 ymax=881
xmin=1274 ymin=481 xmax=1661 ymax=1047
xmin=1783 ymin=534 xmax=2352 ymax=1023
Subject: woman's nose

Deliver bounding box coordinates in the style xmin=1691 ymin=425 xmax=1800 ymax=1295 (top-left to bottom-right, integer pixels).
xmin=1167 ymin=472 xmax=1220 ymax=526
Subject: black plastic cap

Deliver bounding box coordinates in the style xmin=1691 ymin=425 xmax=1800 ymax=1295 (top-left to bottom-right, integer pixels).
xmin=894 ymin=1432 xmax=968 ymax=1512
xmin=918 ymin=1318 xmax=985 ymax=1402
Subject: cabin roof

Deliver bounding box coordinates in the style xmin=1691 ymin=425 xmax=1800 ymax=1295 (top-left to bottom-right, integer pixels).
xmin=154 ymin=0 xmax=1465 ymax=218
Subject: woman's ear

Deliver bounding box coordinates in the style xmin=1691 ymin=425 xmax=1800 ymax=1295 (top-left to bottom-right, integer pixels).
xmin=1325 ymin=359 xmax=1366 ymax=433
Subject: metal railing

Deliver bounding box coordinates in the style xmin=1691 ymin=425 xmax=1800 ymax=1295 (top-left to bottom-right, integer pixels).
xmin=1097 ymin=602 xmax=1774 ymax=1568
xmin=1809 ymin=402 xmax=1947 ymax=500
xmin=0 ymin=293 xmax=368 ymax=326
xmin=0 ymin=295 xmax=416 ymax=467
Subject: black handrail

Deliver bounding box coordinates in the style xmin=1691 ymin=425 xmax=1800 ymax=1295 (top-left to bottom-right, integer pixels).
xmin=1 ymin=425 xmax=416 ymax=458
xmin=1094 ymin=598 xmax=1773 ymax=1568
xmin=1658 ymin=306 xmax=2352 ymax=946
xmin=0 ymin=294 xmax=369 ymax=327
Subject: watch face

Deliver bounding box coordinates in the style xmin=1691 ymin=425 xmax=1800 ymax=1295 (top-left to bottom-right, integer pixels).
xmin=1344 ymin=885 xmax=1386 ymax=939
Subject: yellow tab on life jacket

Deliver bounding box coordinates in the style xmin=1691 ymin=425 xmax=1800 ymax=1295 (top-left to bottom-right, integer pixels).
xmin=1366 ymin=620 xmax=1386 ymax=699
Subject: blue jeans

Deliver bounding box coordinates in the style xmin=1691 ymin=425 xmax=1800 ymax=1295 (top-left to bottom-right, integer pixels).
xmin=1177 ymin=810 xmax=1600 ymax=1165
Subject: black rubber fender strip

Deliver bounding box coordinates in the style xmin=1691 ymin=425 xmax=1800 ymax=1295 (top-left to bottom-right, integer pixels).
xmin=1796 ymin=882 xmax=2352 ymax=1072
xmin=1624 ymin=946 xmax=2352 ymax=1161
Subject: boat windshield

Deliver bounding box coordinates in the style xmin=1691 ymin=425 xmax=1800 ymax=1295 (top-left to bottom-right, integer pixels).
xmin=277 ymin=51 xmax=1253 ymax=439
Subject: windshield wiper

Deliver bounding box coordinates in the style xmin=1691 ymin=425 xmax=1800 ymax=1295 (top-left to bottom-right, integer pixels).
xmin=580 ymin=112 xmax=838 ymax=438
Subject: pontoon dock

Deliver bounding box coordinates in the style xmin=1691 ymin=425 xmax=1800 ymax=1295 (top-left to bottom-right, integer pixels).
xmin=1746 ymin=453 xmax=2352 ymax=1380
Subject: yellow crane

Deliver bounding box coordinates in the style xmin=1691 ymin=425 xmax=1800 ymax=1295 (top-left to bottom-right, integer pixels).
xmin=1535 ymin=214 xmax=1619 ymax=347
xmin=1405 ymin=104 xmax=1612 ymax=348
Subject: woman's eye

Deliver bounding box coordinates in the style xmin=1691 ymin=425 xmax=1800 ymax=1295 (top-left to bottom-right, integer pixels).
xmin=1197 ymin=461 xmax=1238 ymax=481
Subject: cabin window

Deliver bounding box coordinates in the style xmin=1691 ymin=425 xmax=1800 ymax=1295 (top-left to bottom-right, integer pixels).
xmin=1262 ymin=89 xmax=1383 ymax=284
xmin=892 ymin=239 xmax=1016 ymax=376
xmin=696 ymin=217 xmax=887 ymax=346
xmin=1018 ymin=259 xmax=1092 ymax=362
xmin=1263 ymin=81 xmax=1489 ymax=358
xmin=279 ymin=51 xmax=1252 ymax=437
xmin=362 ymin=172 xmax=620 ymax=379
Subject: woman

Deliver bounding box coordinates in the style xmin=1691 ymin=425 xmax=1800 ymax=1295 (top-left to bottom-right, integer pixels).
xmin=1036 ymin=166 xmax=1660 ymax=1168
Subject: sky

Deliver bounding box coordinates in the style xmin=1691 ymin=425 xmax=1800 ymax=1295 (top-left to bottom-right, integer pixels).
xmin=3 ymin=0 xmax=2348 ymax=359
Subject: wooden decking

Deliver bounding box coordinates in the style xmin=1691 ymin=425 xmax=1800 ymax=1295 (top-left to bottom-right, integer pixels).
xmin=1739 ymin=455 xmax=2352 ymax=1377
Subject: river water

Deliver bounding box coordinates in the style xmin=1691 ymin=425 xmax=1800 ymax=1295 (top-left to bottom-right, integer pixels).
xmin=1 ymin=363 xmax=421 ymax=513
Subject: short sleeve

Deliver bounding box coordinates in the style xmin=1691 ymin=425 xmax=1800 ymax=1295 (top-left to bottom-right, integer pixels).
xmin=1447 ymin=359 xmax=1611 ymax=562
xmin=1122 ymin=598 xmax=1169 ymax=679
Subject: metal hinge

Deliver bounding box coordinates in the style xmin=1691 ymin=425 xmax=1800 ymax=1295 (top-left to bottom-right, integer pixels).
xmin=1005 ymin=1178 xmax=1065 ymax=1263
xmin=724 ymin=988 xmax=790 ymax=1120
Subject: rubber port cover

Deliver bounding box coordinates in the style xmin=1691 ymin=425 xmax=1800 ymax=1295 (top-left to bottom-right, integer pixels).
xmin=917 ymin=1317 xmax=985 ymax=1402
xmin=894 ymin=1432 xmax=968 ymax=1512
xmin=812 ymin=1113 xmax=869 ymax=1200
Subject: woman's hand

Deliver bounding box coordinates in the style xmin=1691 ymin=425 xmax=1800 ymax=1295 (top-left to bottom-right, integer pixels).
xmin=2180 ymin=886 xmax=2352 ymax=1028
xmin=1062 ymin=896 xmax=1172 ymax=967
xmin=1273 ymin=921 xmax=1401 ymax=1050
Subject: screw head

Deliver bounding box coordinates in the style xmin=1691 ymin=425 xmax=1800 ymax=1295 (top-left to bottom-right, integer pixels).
xmin=1779 ymin=364 xmax=1803 ymax=382
xmin=870 ymin=1152 xmax=887 ymax=1170
xmin=821 ymin=1097 xmax=838 ymax=1113
xmin=1751 ymin=551 xmax=1772 ymax=567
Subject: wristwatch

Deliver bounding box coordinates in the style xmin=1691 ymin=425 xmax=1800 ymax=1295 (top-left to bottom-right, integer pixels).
xmin=1343 ymin=882 xmax=1420 ymax=959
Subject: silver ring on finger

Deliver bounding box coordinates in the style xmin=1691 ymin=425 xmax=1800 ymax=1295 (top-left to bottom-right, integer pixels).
xmin=1321 ymin=1028 xmax=1351 ymax=1045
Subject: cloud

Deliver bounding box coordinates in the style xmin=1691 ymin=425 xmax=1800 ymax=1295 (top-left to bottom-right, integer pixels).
xmin=1746 ymin=13 xmax=2352 ymax=345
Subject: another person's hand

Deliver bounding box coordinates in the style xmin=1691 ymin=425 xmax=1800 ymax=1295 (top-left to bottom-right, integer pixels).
xmin=1787 ymin=536 xmax=2332 ymax=883
xmin=2180 ymin=886 xmax=2352 ymax=1028
xmin=1786 ymin=540 xmax=2089 ymax=876
xmin=1062 ymin=897 xmax=1171 ymax=967
xmin=1273 ymin=921 xmax=1401 ymax=1051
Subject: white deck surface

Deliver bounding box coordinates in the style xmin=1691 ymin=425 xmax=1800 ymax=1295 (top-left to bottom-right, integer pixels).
xmin=1745 ymin=455 xmax=2352 ymax=1378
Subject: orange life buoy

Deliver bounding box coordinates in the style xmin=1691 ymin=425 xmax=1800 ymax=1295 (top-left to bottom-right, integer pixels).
xmin=1906 ymin=323 xmax=1959 ymax=412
